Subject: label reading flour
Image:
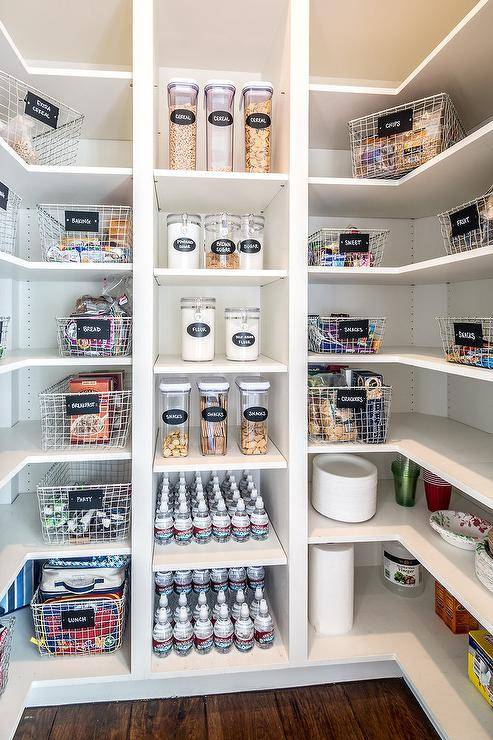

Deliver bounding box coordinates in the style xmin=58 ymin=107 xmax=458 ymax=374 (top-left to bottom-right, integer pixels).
xmin=453 ymin=322 xmax=484 ymax=348
xmin=383 ymin=551 xmax=422 ymax=588
xmin=377 ymin=108 xmax=413 ymax=138
xmin=187 ymin=322 xmax=210 ymax=338
xmin=65 ymin=210 xmax=99 ymax=233
xmin=232 ymin=331 xmax=255 ymax=347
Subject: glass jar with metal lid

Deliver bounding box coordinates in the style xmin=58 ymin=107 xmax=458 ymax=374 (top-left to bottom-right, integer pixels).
xmin=180 ymin=297 xmax=216 ymax=362
xmin=159 ymin=376 xmax=191 ymax=458
xmin=167 ymin=78 xmax=199 ymax=170
xmin=237 ymin=214 xmax=264 ymax=269
xmin=204 ymin=212 xmax=240 ymax=269
xmin=225 ymin=307 xmax=260 ymax=361
xmin=167 ymin=213 xmax=201 ymax=269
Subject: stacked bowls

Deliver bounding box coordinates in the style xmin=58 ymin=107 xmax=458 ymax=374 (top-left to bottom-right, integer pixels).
xmin=312 ymin=454 xmax=377 ymax=523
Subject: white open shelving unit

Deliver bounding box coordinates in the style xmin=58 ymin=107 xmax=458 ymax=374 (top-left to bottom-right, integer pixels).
xmin=1 ymin=2 xmax=493 ymax=739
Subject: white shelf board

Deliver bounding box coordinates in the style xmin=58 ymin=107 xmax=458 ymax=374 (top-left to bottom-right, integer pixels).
xmin=154 ymin=170 xmax=288 ymax=213
xmin=308 ymin=412 xmax=493 ymax=510
xmin=309 ymin=567 xmax=492 ymax=740
xmin=0 ymin=349 xmax=132 ymax=375
xmin=0 ymin=421 xmax=131 ymax=492
xmin=309 ymin=481 xmax=493 ymax=634
xmin=154 ymin=430 xmax=287 ymax=473
xmin=154 ymin=269 xmax=287 ymax=287
xmin=308 ymin=347 xmax=493 ymax=382
xmin=308 ymin=121 xmax=493 ymax=218
xmin=0 ymin=253 xmax=133 ymax=282
xmin=0 ymin=493 xmax=130 ymax=602
xmin=154 ymin=354 xmax=287 ymax=375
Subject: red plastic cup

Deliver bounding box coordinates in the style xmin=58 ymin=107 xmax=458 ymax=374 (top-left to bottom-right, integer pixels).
xmin=424 ymin=481 xmax=452 ymax=512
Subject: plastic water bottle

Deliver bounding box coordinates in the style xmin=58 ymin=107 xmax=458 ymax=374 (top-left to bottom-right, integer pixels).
xmin=254 ymin=599 xmax=275 ymax=649
xmin=154 ymin=499 xmax=174 ymax=545
xmin=228 ymin=566 xmax=246 ymax=592
xmin=210 ymin=567 xmax=229 ymax=593
xmin=239 ymin=470 xmax=252 ymax=493
xmin=249 ymin=587 xmax=264 ymax=619
xmin=193 ymin=500 xmax=212 ymax=544
xmin=194 ymin=604 xmax=214 ymax=654
xmin=209 ymin=490 xmax=223 ymax=513
xmin=227 ymin=490 xmax=241 ymax=517
xmin=234 ymin=603 xmax=255 ymax=652
xmin=206 ymin=472 xmax=220 ymax=496
xmin=155 ymin=570 xmax=174 ymax=595
xmin=174 ymin=569 xmax=192 ymax=594
xmin=173 ymin=490 xmax=189 ymax=514
xmin=173 ymin=592 xmax=191 ymax=622
xmin=193 ymin=591 xmax=210 ymax=623
xmin=191 ymin=490 xmax=207 ymax=517
xmin=153 ymin=612 xmax=173 ymax=658
xmin=174 ymin=501 xmax=193 ymax=546
xmin=231 ymin=588 xmax=245 ymax=622
xmin=192 ymin=568 xmax=210 ymax=594
xmin=245 ymin=487 xmax=258 ymax=516
xmin=250 ymin=496 xmax=269 ymax=541
xmin=212 ymin=499 xmax=231 ymax=543
xmin=212 ymin=589 xmax=227 ymax=622
xmin=154 ymin=593 xmax=172 ymax=623
xmin=214 ymin=603 xmax=234 ymax=653
xmin=173 ymin=606 xmax=193 ymax=656
xmin=247 ymin=565 xmax=265 ymax=591
xmin=231 ymin=498 xmax=250 ymax=542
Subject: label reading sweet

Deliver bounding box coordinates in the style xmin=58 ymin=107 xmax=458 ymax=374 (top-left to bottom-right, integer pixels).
xmin=449 ymin=204 xmax=480 ymax=238
xmin=61 ymin=608 xmax=95 ymax=630
xmin=68 ymin=489 xmax=104 ymax=511
xmin=187 ymin=322 xmax=210 ymax=338
xmin=383 ymin=550 xmax=422 ymax=588
xmin=65 ymin=394 xmax=101 ymax=417
xmin=173 ymin=237 xmax=196 ymax=252
xmin=211 ymin=239 xmax=236 ymax=255
xmin=239 ymin=239 xmax=261 ymax=254
xmin=232 ymin=331 xmax=256 ymax=347
xmin=24 ymin=91 xmax=59 ymax=129
xmin=246 ymin=113 xmax=271 ymax=129
xmin=76 ymin=318 xmax=111 ymax=341
xmin=338 ymin=319 xmax=369 ymax=340
xmin=162 ymin=408 xmax=188 ymax=425
xmin=243 ymin=406 xmax=268 ymax=422
xmin=339 ymin=233 xmax=370 ymax=254
xmin=170 ymin=108 xmax=196 ymax=125
xmin=0 ymin=181 xmax=9 ymax=211
xmin=208 ymin=110 xmax=233 ymax=126
xmin=336 ymin=389 xmax=367 ymax=410
xmin=377 ymin=108 xmax=413 ymax=138
xmin=202 ymin=406 xmax=227 ymax=422
xmin=454 ymin=322 xmax=484 ymax=348
xmin=65 ymin=210 xmax=99 ymax=233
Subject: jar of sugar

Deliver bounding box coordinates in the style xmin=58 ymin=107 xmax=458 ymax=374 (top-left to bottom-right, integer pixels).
xmin=167 ymin=213 xmax=201 ymax=269
xmin=204 ymin=212 xmax=240 ymax=269
xmin=181 ymin=297 xmax=215 ymax=361
xmin=224 ymin=308 xmax=260 ymax=361
xmin=238 ymin=214 xmax=264 ymax=269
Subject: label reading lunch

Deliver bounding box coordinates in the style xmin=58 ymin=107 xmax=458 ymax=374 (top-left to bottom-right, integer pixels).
xmin=454 ymin=321 xmax=484 ymax=348
xmin=202 ymin=406 xmax=227 ymax=422
xmin=449 ymin=204 xmax=480 ymax=238
xmin=76 ymin=318 xmax=111 ymax=341
xmin=61 ymin=609 xmax=95 ymax=630
xmin=65 ymin=210 xmax=100 ymax=233
xmin=232 ymin=331 xmax=256 ymax=347
xmin=339 ymin=233 xmax=370 ymax=254
xmin=239 ymin=239 xmax=261 ymax=254
xmin=377 ymin=108 xmax=413 ymax=138
xmin=208 ymin=110 xmax=233 ymax=127
xmin=336 ymin=389 xmax=366 ymax=410
xmin=162 ymin=408 xmax=188 ymax=425
xmin=24 ymin=91 xmax=59 ymax=129
xmin=170 ymin=108 xmax=196 ymax=125
xmin=68 ymin=489 xmax=104 ymax=511
xmin=0 ymin=181 xmax=9 ymax=210
xmin=339 ymin=319 xmax=369 ymax=339
xmin=246 ymin=113 xmax=271 ymax=129
xmin=66 ymin=394 xmax=101 ymax=417
xmin=187 ymin=322 xmax=210 ymax=338
xmin=173 ymin=237 xmax=196 ymax=252
xmin=211 ymin=239 xmax=235 ymax=255
xmin=244 ymin=406 xmax=268 ymax=422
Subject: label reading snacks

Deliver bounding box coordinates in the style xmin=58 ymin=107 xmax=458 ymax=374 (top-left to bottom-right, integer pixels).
xmin=211 ymin=239 xmax=236 ymax=255
xmin=338 ymin=319 xmax=369 ymax=339
xmin=162 ymin=408 xmax=188 ymax=425
xmin=377 ymin=108 xmax=413 ymax=138
xmin=339 ymin=233 xmax=369 ymax=254
xmin=66 ymin=394 xmax=101 ymax=417
xmin=208 ymin=110 xmax=233 ymax=126
xmin=454 ymin=321 xmax=484 ymax=348
xmin=246 ymin=113 xmax=271 ymax=129
xmin=76 ymin=318 xmax=111 ymax=341
xmin=202 ymin=406 xmax=227 ymax=422
xmin=232 ymin=331 xmax=256 ymax=347
xmin=336 ymin=389 xmax=367 ymax=410
xmin=0 ymin=181 xmax=9 ymax=210
xmin=244 ymin=406 xmax=268 ymax=422
xmin=239 ymin=239 xmax=261 ymax=254
xmin=68 ymin=489 xmax=104 ymax=511
xmin=24 ymin=91 xmax=59 ymax=129
xmin=61 ymin=609 xmax=95 ymax=630
xmin=173 ymin=237 xmax=196 ymax=252
xmin=449 ymin=204 xmax=480 ymax=238
xmin=187 ymin=322 xmax=210 ymax=338
xmin=170 ymin=108 xmax=196 ymax=125
xmin=65 ymin=210 xmax=100 ymax=233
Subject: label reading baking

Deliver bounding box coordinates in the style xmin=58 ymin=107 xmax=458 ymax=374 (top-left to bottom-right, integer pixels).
xmin=244 ymin=406 xmax=268 ymax=422
xmin=65 ymin=394 xmax=101 ymax=417
xmin=173 ymin=237 xmax=196 ymax=252
xmin=377 ymin=108 xmax=413 ymax=138
xmin=0 ymin=181 xmax=9 ymax=210
xmin=336 ymin=389 xmax=367 ymax=410
xmin=170 ymin=108 xmax=196 ymax=125
xmin=65 ymin=210 xmax=100 ymax=233
xmin=239 ymin=239 xmax=261 ymax=254
xmin=449 ymin=204 xmax=480 ymax=238
xmin=61 ymin=608 xmax=95 ymax=630
xmin=208 ymin=110 xmax=233 ymax=126
xmin=453 ymin=321 xmax=484 ymax=348
xmin=187 ymin=322 xmax=210 ymax=338
xmin=211 ymin=239 xmax=235 ymax=255
xmin=24 ymin=91 xmax=59 ymax=129
xmin=383 ymin=550 xmax=422 ymax=588
xmin=246 ymin=113 xmax=271 ymax=129
xmin=339 ymin=233 xmax=370 ymax=254
xmin=162 ymin=408 xmax=188 ymax=425
xmin=202 ymin=406 xmax=227 ymax=422
xmin=68 ymin=489 xmax=104 ymax=510
xmin=338 ymin=319 xmax=369 ymax=339
xmin=76 ymin=318 xmax=111 ymax=341
xmin=232 ymin=331 xmax=256 ymax=347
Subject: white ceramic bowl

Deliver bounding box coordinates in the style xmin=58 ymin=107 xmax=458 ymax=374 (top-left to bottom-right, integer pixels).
xmin=475 ymin=540 xmax=493 ymax=593
xmin=430 ymin=510 xmax=492 ymax=550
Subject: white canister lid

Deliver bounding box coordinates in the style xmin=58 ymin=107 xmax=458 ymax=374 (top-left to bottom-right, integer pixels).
xmin=204 ymin=79 xmax=236 ymax=94
xmin=313 ymin=454 xmax=377 ymax=482
xmin=241 ymin=81 xmax=273 ymax=95
xmin=235 ymin=376 xmax=270 ymax=391
xmin=159 ymin=376 xmax=191 ymax=393
xmin=197 ymin=375 xmax=230 ymax=392
xmin=167 ymin=77 xmax=199 ymax=93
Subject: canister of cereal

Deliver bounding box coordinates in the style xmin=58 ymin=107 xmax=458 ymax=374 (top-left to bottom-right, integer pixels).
xmin=159 ymin=376 xmax=191 ymax=458
xmin=204 ymin=80 xmax=236 ymax=172
xmin=241 ymin=82 xmax=273 ymax=173
xmin=167 ymin=78 xmax=199 ymax=170
xmin=236 ymin=376 xmax=270 ymax=455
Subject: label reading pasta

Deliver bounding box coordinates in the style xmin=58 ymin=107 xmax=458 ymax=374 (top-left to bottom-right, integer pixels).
xmin=0 ymin=181 xmax=9 ymax=210
xmin=377 ymin=108 xmax=413 ymax=137
xmin=65 ymin=210 xmax=100 ymax=233
xmin=453 ymin=322 xmax=484 ymax=348
xmin=61 ymin=609 xmax=95 ymax=629
xmin=66 ymin=394 xmax=101 ymax=416
xmin=449 ymin=204 xmax=480 ymax=238
xmin=76 ymin=318 xmax=111 ymax=341
xmin=339 ymin=319 xmax=369 ymax=339
xmin=24 ymin=91 xmax=59 ymax=129
xmin=339 ymin=233 xmax=369 ymax=253
xmin=336 ymin=389 xmax=366 ymax=409
xmin=68 ymin=489 xmax=104 ymax=510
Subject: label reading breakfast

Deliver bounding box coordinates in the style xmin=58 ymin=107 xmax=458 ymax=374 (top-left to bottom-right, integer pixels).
xmin=383 ymin=551 xmax=422 ymax=589
xmin=76 ymin=318 xmax=111 ymax=341
xmin=232 ymin=331 xmax=255 ymax=347
xmin=0 ymin=181 xmax=9 ymax=210
xmin=339 ymin=233 xmax=370 ymax=254
xmin=377 ymin=108 xmax=413 ymax=138
xmin=449 ymin=204 xmax=480 ymax=238
xmin=170 ymin=108 xmax=196 ymax=125
xmin=162 ymin=408 xmax=188 ymax=425
xmin=24 ymin=91 xmax=59 ymax=129
xmin=244 ymin=406 xmax=268 ymax=422
xmin=339 ymin=319 xmax=369 ymax=339
xmin=68 ymin=489 xmax=104 ymax=511
xmin=202 ymin=406 xmax=227 ymax=422
xmin=65 ymin=210 xmax=100 ymax=233
xmin=336 ymin=389 xmax=366 ymax=410
xmin=173 ymin=237 xmax=196 ymax=252
xmin=208 ymin=110 xmax=233 ymax=127
xmin=246 ymin=113 xmax=271 ymax=129
xmin=65 ymin=394 xmax=101 ymax=417
xmin=211 ymin=239 xmax=235 ymax=255
xmin=454 ymin=321 xmax=484 ymax=348
xmin=187 ymin=322 xmax=210 ymax=338
xmin=239 ymin=239 xmax=261 ymax=254
xmin=61 ymin=609 xmax=95 ymax=630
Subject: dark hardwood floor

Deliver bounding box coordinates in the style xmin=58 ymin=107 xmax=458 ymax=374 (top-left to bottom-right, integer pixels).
xmin=14 ymin=678 xmax=438 ymax=740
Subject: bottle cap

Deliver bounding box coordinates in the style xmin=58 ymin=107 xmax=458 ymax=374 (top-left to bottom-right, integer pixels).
xmin=219 ymin=603 xmax=229 ymax=619
xmin=178 ymin=501 xmax=188 ymax=514
xmin=240 ymin=603 xmax=250 ymax=619
xmin=159 ymin=593 xmax=169 ymax=607
xmin=199 ymin=604 xmax=209 ymax=621
xmin=198 ymin=592 xmax=207 ymax=605
xmin=255 ymin=587 xmax=263 ymax=599
xmin=198 ymin=500 xmax=208 ymax=513
xmin=255 ymin=496 xmax=264 ymax=509
xmin=236 ymin=498 xmax=245 ymax=512
xmin=236 ymin=589 xmax=245 ymax=604
xmin=217 ymin=590 xmax=226 ymax=604
xmin=259 ymin=599 xmax=268 ymax=615
xmin=178 ymin=606 xmax=189 ymax=622
xmin=178 ymin=593 xmax=187 ymax=607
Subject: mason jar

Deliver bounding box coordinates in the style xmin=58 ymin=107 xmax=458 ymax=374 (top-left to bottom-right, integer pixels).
xmin=180 ymin=297 xmax=215 ymax=361
xmin=167 ymin=78 xmax=199 ymax=170
xmin=224 ymin=308 xmax=260 ymax=361
xmin=204 ymin=212 xmax=240 ymax=269
xmin=159 ymin=376 xmax=191 ymax=458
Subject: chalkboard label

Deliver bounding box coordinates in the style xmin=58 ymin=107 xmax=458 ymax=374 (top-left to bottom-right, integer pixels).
xmin=377 ymin=108 xmax=413 ymax=138
xmin=339 ymin=233 xmax=369 ymax=254
xmin=454 ymin=321 xmax=484 ymax=348
xmin=0 ymin=181 xmax=9 ymax=210
xmin=76 ymin=318 xmax=111 ymax=341
xmin=173 ymin=237 xmax=196 ymax=252
xmin=211 ymin=239 xmax=235 ymax=255
xmin=61 ymin=608 xmax=95 ymax=630
xmin=336 ymin=389 xmax=367 ymax=410
xmin=232 ymin=331 xmax=256 ymax=347
xmin=244 ymin=406 xmax=268 ymax=422
xmin=449 ymin=204 xmax=480 ymax=238
xmin=239 ymin=239 xmax=261 ymax=254
xmin=68 ymin=489 xmax=104 ymax=511
xmin=65 ymin=210 xmax=99 ymax=233
xmin=246 ymin=113 xmax=271 ymax=129
xmin=187 ymin=322 xmax=210 ymax=338
xmin=0 ymin=319 xmax=3 ymax=344
xmin=208 ymin=110 xmax=233 ymax=127
xmin=338 ymin=319 xmax=369 ymax=340
xmin=170 ymin=108 xmax=196 ymax=125
xmin=162 ymin=408 xmax=188 ymax=425
xmin=202 ymin=406 xmax=227 ymax=422
xmin=24 ymin=91 xmax=59 ymax=129
xmin=66 ymin=394 xmax=101 ymax=417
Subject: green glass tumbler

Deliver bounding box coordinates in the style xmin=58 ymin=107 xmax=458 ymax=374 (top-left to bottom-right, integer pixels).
xmin=391 ymin=461 xmax=420 ymax=507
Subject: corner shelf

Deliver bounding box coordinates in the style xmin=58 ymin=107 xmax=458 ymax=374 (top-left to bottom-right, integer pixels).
xmin=0 ymin=253 xmax=133 ymax=282
xmin=154 ymin=269 xmax=287 ymax=287
xmin=154 ymin=354 xmax=287 ymax=375
xmin=0 ymin=349 xmax=132 ymax=375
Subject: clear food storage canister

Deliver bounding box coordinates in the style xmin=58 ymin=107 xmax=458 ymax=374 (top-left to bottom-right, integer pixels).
xmin=204 ymin=212 xmax=240 ymax=269
xmin=225 ymin=308 xmax=260 ymax=361
xmin=236 ymin=376 xmax=270 ymax=455
xmin=198 ymin=376 xmax=230 ymax=456
xmin=167 ymin=213 xmax=201 ymax=269
xmin=238 ymin=214 xmax=264 ymax=269
xmin=181 ymin=297 xmax=215 ymax=362
xmin=159 ymin=376 xmax=191 ymax=458
xmin=167 ymin=78 xmax=199 ymax=170
xmin=242 ymin=82 xmax=273 ymax=173
xmin=204 ymin=80 xmax=236 ymax=172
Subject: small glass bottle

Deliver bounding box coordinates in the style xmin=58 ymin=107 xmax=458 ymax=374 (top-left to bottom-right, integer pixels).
xmin=204 ymin=80 xmax=236 ymax=172
xmin=167 ymin=78 xmax=199 ymax=170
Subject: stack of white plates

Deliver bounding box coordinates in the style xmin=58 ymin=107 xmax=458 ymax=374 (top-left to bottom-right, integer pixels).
xmin=312 ymin=454 xmax=378 ymax=522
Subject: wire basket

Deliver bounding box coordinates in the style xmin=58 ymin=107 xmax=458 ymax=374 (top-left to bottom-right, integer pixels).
xmin=39 ymin=375 xmax=132 ymax=450
xmin=308 ymin=316 xmax=386 ymax=354
xmin=438 ymin=187 xmax=493 ymax=255
xmin=0 ymin=615 xmax=15 ymax=697
xmin=436 ymin=317 xmax=493 ymax=369
xmin=349 ymin=93 xmax=465 ymax=180
xmin=308 ymin=385 xmax=392 ymax=444
xmin=308 ymin=228 xmax=389 ymax=267
xmin=0 ymin=316 xmax=10 ymax=359
xmin=0 ymin=183 xmax=21 ymax=256
xmin=0 ymin=70 xmax=84 ymax=166
xmin=56 ymin=316 xmax=133 ymax=358
xmin=37 ymin=204 xmax=133 ymax=263
xmin=30 ymin=584 xmax=127 ymax=657
xmin=37 ymin=461 xmax=132 ymax=545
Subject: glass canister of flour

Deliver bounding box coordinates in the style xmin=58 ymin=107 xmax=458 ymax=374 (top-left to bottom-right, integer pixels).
xmin=204 ymin=212 xmax=240 ymax=269
xmin=167 ymin=213 xmax=201 ymax=268
xmin=238 ymin=214 xmax=264 ymax=269
xmin=225 ymin=308 xmax=260 ymax=361
xmin=181 ymin=297 xmax=215 ymax=361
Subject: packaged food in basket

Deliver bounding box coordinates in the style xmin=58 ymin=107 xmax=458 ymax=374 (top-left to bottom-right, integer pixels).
xmin=308 ymin=314 xmax=386 ymax=354
xmin=436 ymin=317 xmax=493 ymax=369
xmin=68 ymin=377 xmax=112 ymax=444
xmin=308 ymin=227 xmax=389 ymax=268
xmin=0 ymin=114 xmax=38 ymax=164
xmin=0 ymin=616 xmax=14 ymax=696
xmin=438 ymin=187 xmax=493 ymax=255
xmin=468 ymin=630 xmax=493 ymax=708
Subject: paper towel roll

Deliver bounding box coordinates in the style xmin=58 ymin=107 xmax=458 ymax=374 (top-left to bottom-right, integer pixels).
xmin=309 ymin=543 xmax=354 ymax=635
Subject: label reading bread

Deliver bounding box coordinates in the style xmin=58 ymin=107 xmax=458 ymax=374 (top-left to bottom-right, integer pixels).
xmin=76 ymin=318 xmax=111 ymax=341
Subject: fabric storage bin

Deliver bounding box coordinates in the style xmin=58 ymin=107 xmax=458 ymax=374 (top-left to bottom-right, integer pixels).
xmin=312 ymin=454 xmax=378 ymax=522
xmin=0 ymin=561 xmax=37 ymax=616
xmin=37 ymin=204 xmax=132 ymax=263
xmin=36 ymin=461 xmax=132 ymax=545
xmin=308 ymin=227 xmax=389 ymax=268
xmin=308 ymin=385 xmax=392 ymax=444
xmin=349 ymin=93 xmax=464 ymax=180
xmin=0 ymin=616 xmax=15 ymax=696
xmin=308 ymin=316 xmax=386 ymax=354
xmin=436 ymin=317 xmax=493 ymax=369
xmin=0 ymin=316 xmax=10 ymax=359
xmin=438 ymin=187 xmax=493 ymax=255
xmin=0 ymin=182 xmax=21 ymax=256
xmin=0 ymin=70 xmax=84 ymax=165
xmin=55 ymin=316 xmax=133 ymax=358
